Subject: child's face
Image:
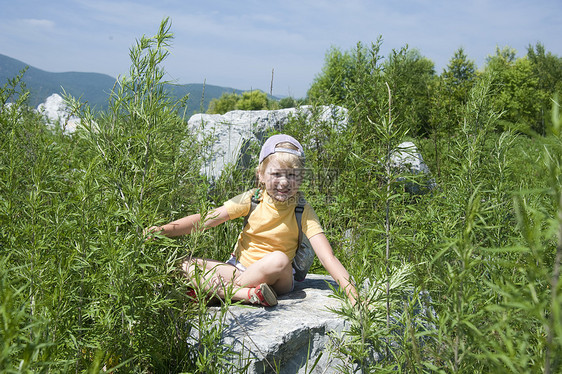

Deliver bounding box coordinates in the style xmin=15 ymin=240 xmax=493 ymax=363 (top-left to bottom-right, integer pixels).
xmin=259 ymin=157 xmax=303 ymax=203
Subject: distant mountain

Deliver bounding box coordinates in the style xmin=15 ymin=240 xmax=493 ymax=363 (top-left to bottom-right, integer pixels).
xmin=165 ymin=82 xmax=247 ymax=114
xmin=0 ymin=53 xmax=116 ymax=110
xmin=0 ymin=53 xmax=260 ymax=113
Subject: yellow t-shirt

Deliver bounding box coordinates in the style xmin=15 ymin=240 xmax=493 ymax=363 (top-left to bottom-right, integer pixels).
xmin=224 ymin=189 xmax=324 ymax=268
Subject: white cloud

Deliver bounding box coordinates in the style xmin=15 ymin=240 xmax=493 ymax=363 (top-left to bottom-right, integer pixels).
xmin=21 ymin=18 xmax=56 ymax=29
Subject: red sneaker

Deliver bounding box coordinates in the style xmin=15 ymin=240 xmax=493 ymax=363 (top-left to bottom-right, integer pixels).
xmin=186 ymin=287 xmax=198 ymax=302
xmin=249 ymin=283 xmax=278 ymax=307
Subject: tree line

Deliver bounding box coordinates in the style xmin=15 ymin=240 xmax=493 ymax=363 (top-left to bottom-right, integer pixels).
xmin=312 ymin=41 xmax=561 ymax=135
xmin=210 ymin=41 xmax=561 ymax=141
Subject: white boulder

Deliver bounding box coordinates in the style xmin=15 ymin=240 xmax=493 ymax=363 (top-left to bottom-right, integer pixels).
xmin=217 ymin=274 xmax=349 ymax=373
xmin=390 ymin=141 xmax=436 ymax=194
xmin=188 ymin=106 xmax=347 ymax=180
xmin=36 ymin=93 xmax=80 ymax=133
xmin=212 ymin=274 xmax=436 ymax=373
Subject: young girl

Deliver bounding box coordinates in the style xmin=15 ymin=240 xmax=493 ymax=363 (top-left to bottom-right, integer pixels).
xmin=146 ymin=134 xmax=357 ymax=306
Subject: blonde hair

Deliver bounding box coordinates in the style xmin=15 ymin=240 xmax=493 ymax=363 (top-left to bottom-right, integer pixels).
xmin=256 ymin=142 xmax=305 ymax=188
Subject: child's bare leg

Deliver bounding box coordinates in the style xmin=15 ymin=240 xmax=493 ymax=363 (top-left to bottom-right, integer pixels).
xmin=182 ymin=258 xmax=240 ymax=300
xmin=182 ymin=258 xmax=260 ymax=302
xmin=235 ymin=251 xmax=294 ymax=296
xmin=182 ymin=251 xmax=293 ymax=303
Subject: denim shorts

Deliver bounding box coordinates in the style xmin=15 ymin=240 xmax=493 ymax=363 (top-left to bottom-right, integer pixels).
xmin=225 ymin=254 xmax=247 ymax=272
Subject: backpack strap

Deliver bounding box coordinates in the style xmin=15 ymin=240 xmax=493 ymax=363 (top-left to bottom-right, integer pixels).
xmin=243 ymin=189 xmax=261 ymax=228
xmin=294 ymin=201 xmax=305 ymax=250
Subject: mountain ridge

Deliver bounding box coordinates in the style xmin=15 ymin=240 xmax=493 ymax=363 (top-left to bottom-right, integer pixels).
xmin=0 ymin=53 xmax=262 ymax=113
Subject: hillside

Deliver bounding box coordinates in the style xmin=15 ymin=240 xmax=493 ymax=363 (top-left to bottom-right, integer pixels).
xmin=0 ymin=53 xmax=253 ymax=113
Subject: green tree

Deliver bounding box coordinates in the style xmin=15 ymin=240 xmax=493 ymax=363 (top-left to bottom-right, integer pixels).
xmin=443 ymin=48 xmax=477 ymax=87
xmin=441 ymin=47 xmax=477 ymax=128
xmin=430 ymin=47 xmax=478 ymax=164
xmin=307 ymin=46 xmax=356 ymax=105
xmin=279 ymin=96 xmax=297 ymax=108
xmin=383 ymin=46 xmax=436 ymax=136
xmin=527 ymin=42 xmax=562 ymax=94
xmin=207 ymin=90 xmax=272 ymax=113
xmin=527 ymin=42 xmax=562 ymax=132
xmin=236 ymin=90 xmax=268 ymax=110
xmin=486 ymin=46 xmax=545 ymax=133
xmin=207 ymin=92 xmax=240 ymax=114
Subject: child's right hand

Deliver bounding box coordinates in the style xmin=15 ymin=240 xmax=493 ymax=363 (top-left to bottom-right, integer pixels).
xmin=143 ymin=226 xmax=162 ymax=241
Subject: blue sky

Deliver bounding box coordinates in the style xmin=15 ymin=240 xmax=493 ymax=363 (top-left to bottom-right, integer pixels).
xmin=1 ymin=0 xmax=561 ymax=98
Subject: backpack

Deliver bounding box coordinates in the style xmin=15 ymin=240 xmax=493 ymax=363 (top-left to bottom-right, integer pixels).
xmin=242 ymin=189 xmax=315 ymax=282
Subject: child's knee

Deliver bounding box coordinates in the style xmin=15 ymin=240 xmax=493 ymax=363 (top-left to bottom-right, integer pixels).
xmin=267 ymin=251 xmax=291 ymax=272
xmin=181 ymin=258 xmax=202 ymax=276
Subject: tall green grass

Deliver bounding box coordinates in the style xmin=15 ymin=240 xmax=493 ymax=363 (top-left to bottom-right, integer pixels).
xmin=286 ymin=61 xmax=561 ymax=372
xmin=0 ymin=19 xmax=242 ymax=373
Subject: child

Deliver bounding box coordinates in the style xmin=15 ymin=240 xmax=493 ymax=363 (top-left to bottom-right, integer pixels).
xmin=146 ymin=134 xmax=357 ymax=306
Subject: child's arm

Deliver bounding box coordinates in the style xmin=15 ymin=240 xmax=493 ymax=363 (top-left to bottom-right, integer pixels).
xmin=309 ymin=233 xmax=358 ymax=305
xmin=146 ymin=205 xmax=231 ymax=238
